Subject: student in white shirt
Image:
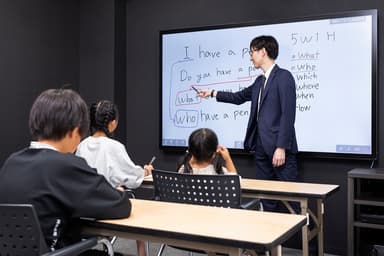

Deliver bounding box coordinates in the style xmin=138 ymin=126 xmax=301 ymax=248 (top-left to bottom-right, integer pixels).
xmin=76 ymin=100 xmax=151 ymax=256
xmin=76 ymin=100 xmax=152 ymax=188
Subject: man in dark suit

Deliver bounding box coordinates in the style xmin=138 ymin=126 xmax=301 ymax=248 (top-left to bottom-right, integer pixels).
xmin=199 ymin=35 xmax=298 ymax=212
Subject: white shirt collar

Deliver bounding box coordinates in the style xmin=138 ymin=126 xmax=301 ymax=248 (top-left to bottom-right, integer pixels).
xmin=30 ymin=141 xmax=58 ymax=151
xmin=264 ymin=63 xmax=275 ymax=82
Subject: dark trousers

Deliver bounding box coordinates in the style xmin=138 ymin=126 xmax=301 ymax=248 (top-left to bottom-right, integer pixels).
xmin=254 ymin=135 xmax=300 ymax=213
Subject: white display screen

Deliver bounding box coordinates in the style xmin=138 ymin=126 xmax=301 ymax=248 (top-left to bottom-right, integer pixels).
xmin=160 ymin=10 xmax=377 ymax=159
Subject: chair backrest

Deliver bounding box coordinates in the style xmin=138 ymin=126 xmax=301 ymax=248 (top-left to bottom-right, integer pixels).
xmin=152 ymin=169 xmax=241 ymax=208
xmin=0 ymin=204 xmax=48 ymax=256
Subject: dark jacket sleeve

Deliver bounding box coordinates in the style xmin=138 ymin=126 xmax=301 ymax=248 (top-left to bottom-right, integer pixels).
xmin=53 ymin=154 xmax=131 ymax=220
xmin=216 ymin=81 xmax=255 ymax=105
xmin=275 ymin=70 xmax=297 ymax=150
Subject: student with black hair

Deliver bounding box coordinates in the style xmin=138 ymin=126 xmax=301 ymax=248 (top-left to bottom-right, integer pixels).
xmin=177 ymin=128 xmax=237 ymax=175
xmin=76 ymin=100 xmax=151 ymax=256
xmin=76 ymin=100 xmax=153 ymax=189
xmin=0 ymin=89 xmax=131 ymax=252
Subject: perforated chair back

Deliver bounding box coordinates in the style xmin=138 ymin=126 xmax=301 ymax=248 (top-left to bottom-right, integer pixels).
xmin=0 ymin=204 xmax=48 ymax=256
xmin=152 ymin=169 xmax=241 ymax=208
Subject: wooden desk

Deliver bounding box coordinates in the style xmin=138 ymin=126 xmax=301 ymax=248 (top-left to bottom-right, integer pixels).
xmin=82 ymin=199 xmax=306 ymax=256
xmin=240 ymin=179 xmax=339 ymax=256
xmin=142 ymin=177 xmax=339 ymax=256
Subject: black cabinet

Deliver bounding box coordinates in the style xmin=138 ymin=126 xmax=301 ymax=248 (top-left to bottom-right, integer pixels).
xmin=348 ymin=168 xmax=384 ymax=256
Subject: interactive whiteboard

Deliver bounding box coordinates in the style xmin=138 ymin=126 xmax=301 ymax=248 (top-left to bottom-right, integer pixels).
xmin=160 ymin=10 xmax=377 ymax=159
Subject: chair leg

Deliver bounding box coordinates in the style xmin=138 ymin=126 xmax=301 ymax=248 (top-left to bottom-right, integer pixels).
xmin=137 ymin=240 xmax=147 ymax=256
xmin=110 ymin=236 xmax=117 ymax=244
xmin=98 ymin=237 xmax=114 ymax=256
xmin=156 ymin=243 xmax=167 ymax=256
xmin=242 ymin=249 xmax=257 ymax=256
xmin=259 ymin=201 xmax=264 ymax=211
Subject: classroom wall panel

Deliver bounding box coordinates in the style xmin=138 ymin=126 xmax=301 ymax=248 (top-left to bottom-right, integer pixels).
xmin=78 ymin=0 xmax=127 ymax=142
xmin=0 ymin=0 xmax=79 ymax=164
xmin=78 ymin=0 xmax=114 ymax=104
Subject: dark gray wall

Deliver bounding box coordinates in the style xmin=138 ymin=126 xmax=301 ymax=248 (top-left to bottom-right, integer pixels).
xmin=78 ymin=0 xmax=127 ymax=141
xmin=0 ymin=0 xmax=126 ymax=162
xmin=0 ymin=0 xmax=79 ymax=162
xmin=124 ymin=1 xmax=384 ymax=255
xmin=79 ymin=0 xmax=115 ymax=103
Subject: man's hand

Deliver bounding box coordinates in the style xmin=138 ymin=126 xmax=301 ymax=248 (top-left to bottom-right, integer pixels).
xmin=272 ymin=147 xmax=286 ymax=167
xmin=197 ymin=89 xmax=214 ymax=98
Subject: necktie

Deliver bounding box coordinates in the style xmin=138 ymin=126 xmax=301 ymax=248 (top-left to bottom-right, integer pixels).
xmin=257 ymin=75 xmax=266 ymax=118
xmin=259 ymin=75 xmax=266 ymax=101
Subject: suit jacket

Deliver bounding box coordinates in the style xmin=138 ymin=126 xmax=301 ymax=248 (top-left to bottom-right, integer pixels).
xmin=216 ymin=65 xmax=298 ymax=156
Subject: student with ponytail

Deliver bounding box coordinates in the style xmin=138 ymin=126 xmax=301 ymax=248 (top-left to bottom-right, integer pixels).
xmin=76 ymin=100 xmax=153 ymax=189
xmin=177 ymin=128 xmax=237 ymax=175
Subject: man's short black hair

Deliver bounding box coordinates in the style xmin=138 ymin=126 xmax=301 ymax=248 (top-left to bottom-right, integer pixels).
xmin=29 ymin=89 xmax=89 ymax=141
xmin=250 ymin=35 xmax=279 ymax=60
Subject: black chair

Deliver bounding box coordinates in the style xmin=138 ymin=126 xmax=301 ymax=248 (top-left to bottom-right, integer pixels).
xmin=0 ymin=204 xmax=113 ymax=256
xmin=152 ymin=169 xmax=261 ymax=256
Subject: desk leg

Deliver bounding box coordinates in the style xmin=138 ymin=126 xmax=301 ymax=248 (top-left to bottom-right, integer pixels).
xmin=270 ymin=245 xmax=282 ymax=256
xmin=301 ymin=200 xmax=309 ymax=256
xmin=241 ymin=193 xmax=311 ymax=256
xmin=317 ymin=199 xmax=324 ymax=256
